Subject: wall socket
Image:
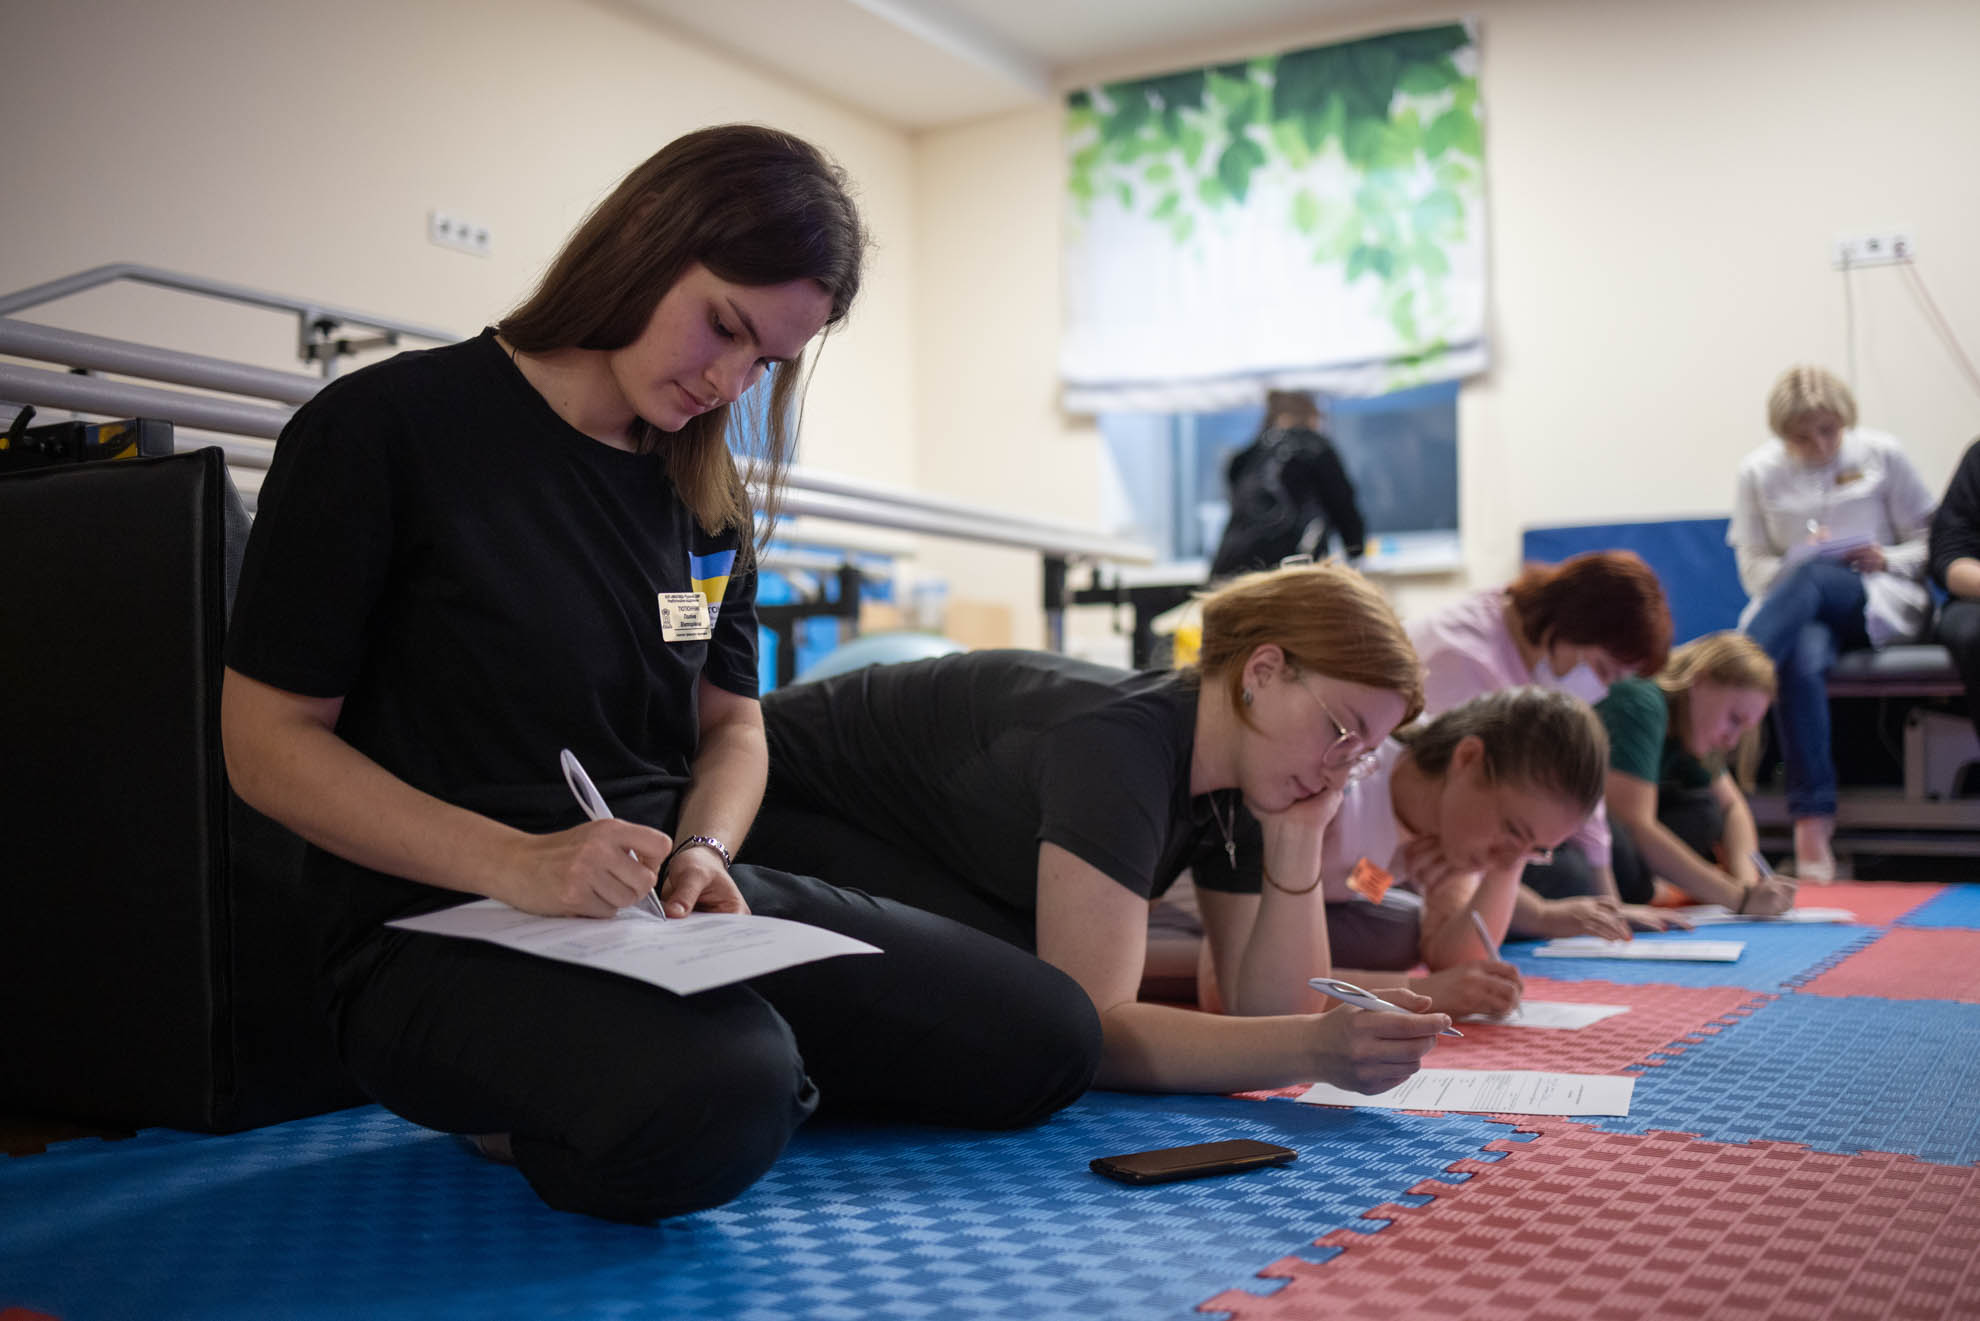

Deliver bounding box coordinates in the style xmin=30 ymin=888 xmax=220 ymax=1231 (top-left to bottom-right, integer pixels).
xmin=1833 ymin=230 xmax=1914 ymax=269
xmin=429 ymin=210 xmax=492 ymax=257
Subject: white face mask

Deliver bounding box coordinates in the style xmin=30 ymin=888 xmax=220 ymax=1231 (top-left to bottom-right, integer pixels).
xmin=1534 ymin=657 xmax=1610 ymax=704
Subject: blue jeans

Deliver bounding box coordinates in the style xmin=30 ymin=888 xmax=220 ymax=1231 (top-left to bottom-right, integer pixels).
xmin=1743 ymin=560 xmax=1871 ymax=819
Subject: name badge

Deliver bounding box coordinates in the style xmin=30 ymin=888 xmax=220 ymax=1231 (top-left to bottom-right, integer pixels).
xmin=658 ymin=591 xmax=712 ymax=642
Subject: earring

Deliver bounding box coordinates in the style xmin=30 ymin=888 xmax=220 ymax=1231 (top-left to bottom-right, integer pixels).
xmin=1242 ymin=688 xmax=1253 ymax=706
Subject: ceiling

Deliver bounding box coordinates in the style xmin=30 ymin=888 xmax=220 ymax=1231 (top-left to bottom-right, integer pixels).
xmin=627 ymin=0 xmax=1398 ymax=129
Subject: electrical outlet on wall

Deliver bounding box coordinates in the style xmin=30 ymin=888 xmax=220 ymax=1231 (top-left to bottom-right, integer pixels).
xmin=429 ymin=210 xmax=492 ymax=257
xmin=1832 ymin=230 xmax=1914 ymax=268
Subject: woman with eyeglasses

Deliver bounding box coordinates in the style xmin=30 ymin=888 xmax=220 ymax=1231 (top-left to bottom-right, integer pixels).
xmin=1405 ymin=550 xmax=1677 ymax=939
xmin=1194 ymin=688 xmax=1605 ymax=1020
xmin=746 ymin=563 xmax=1456 ymax=1096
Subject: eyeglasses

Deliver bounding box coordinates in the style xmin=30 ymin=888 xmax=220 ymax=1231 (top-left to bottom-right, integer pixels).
xmin=1300 ymin=683 xmax=1382 ymax=784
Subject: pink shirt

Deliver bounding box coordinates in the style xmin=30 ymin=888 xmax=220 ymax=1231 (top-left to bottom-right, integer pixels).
xmin=1405 ymin=590 xmax=1612 ymax=868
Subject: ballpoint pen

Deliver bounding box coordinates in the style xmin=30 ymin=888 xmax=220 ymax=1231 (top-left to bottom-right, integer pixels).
xmin=560 ymin=748 xmax=668 ymax=919
xmin=1308 ymin=977 xmax=1463 ymax=1037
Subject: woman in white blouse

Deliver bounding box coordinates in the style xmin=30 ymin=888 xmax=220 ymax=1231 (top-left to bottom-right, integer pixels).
xmin=1730 ymin=365 xmax=1936 ymax=880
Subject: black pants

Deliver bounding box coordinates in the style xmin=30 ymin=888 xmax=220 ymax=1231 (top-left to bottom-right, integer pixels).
xmin=743 ymin=802 xmax=1040 ymax=952
xmin=1521 ymin=791 xmax=1725 ymax=912
xmin=330 ymin=866 xmax=1101 ymax=1223
xmin=1937 ymin=599 xmax=1980 ymax=745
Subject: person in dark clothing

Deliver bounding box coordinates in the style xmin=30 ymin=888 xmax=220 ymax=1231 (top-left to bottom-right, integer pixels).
xmin=1930 ymin=437 xmax=1980 ymax=744
xmin=1210 ymin=389 xmax=1367 ymax=578
xmin=746 ymin=563 xmax=1456 ymax=1099
xmin=220 ymin=125 xmax=1100 ymax=1224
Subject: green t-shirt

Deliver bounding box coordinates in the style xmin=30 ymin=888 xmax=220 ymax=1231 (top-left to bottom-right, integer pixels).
xmin=1596 ymin=678 xmax=1716 ymax=793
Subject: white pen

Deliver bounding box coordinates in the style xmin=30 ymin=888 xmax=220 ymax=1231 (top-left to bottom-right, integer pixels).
xmin=1309 ymin=976 xmax=1463 ymax=1037
xmin=559 ymin=748 xmax=668 ymax=919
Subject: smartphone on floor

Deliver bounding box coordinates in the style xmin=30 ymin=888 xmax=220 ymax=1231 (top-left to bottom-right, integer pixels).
xmin=1089 ymin=1138 xmax=1297 ymax=1185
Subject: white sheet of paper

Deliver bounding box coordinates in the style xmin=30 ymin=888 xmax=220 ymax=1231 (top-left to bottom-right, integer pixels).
xmin=1297 ymin=1069 xmax=1635 ymax=1116
xmin=1459 ymin=1000 xmax=1631 ymax=1029
xmin=1534 ymin=937 xmax=1745 ymax=962
xmin=388 ymin=900 xmax=880 ymax=994
xmin=1781 ymin=531 xmax=1873 ymax=570
xmin=1672 ymin=904 xmax=1857 ymax=925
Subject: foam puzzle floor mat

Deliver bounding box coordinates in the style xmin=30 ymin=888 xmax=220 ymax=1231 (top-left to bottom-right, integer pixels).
xmin=1797 ymin=881 xmax=1946 ymax=926
xmin=0 ymin=1092 xmax=1524 ymax=1321
xmin=1796 ymin=927 xmax=1980 ymax=1003
xmin=1198 ymin=1123 xmax=1980 ymax=1321
xmin=1587 ymin=991 xmax=1980 ymax=1163
xmin=1498 ymin=924 xmax=1876 ymax=990
xmin=1897 ymin=885 xmax=1980 ymax=930
xmin=7 ymin=892 xmax=1979 ymax=1321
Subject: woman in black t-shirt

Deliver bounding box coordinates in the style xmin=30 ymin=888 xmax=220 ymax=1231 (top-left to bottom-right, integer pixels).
xmin=222 ymin=125 xmax=1100 ymax=1224
xmin=750 ymin=563 xmax=1456 ymax=1098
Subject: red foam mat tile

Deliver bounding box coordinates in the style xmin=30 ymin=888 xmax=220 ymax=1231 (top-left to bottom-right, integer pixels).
xmin=1235 ymin=980 xmax=1770 ymax=1101
xmin=1199 ymin=1125 xmax=1980 ymax=1321
xmin=1803 ymin=882 xmax=1948 ymax=926
xmin=1797 ymin=927 xmax=1980 ymax=1003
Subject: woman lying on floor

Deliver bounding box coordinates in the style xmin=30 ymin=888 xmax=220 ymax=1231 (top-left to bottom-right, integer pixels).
xmin=745 ymin=562 xmax=1456 ymax=1098
xmin=1406 ymin=549 xmax=1682 ymax=938
xmin=1182 ymin=687 xmax=1608 ymax=1020
xmin=1596 ymin=632 xmax=1796 ymax=915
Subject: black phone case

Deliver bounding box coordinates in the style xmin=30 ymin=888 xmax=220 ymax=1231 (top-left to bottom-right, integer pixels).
xmin=1089 ymin=1139 xmax=1297 ymax=1185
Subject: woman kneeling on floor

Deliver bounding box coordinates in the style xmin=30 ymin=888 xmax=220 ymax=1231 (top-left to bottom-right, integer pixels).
xmin=747 ymin=563 xmax=1455 ymax=1098
xmin=1596 ymin=632 xmax=1796 ymax=915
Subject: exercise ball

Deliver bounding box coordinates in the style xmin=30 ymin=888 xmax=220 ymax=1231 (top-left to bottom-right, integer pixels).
xmin=797 ymin=631 xmax=965 ymax=683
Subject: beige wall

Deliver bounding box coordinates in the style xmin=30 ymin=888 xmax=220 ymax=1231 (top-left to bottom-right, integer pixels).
xmin=0 ymin=0 xmax=918 ymax=487
xmin=913 ymin=0 xmax=1980 ymax=636
xmin=9 ymin=0 xmax=1979 ymax=652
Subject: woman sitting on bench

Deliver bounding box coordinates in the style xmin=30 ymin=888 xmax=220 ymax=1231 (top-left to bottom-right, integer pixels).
xmin=1731 ymin=365 xmax=1936 ymax=880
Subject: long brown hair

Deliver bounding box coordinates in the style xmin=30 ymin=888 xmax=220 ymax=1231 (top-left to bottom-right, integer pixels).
xmin=1656 ymin=631 xmax=1776 ymax=784
xmin=1192 ymin=562 xmax=1424 ymax=729
xmin=499 ymin=124 xmax=866 ymax=553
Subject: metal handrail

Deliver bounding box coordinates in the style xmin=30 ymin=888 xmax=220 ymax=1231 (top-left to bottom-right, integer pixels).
xmin=0 ymin=339 xmax=1153 ymax=564
xmin=0 ymin=264 xmax=457 ymax=376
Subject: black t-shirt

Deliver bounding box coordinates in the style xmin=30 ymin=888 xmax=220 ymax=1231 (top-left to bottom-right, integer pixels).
xmin=761 ymin=650 xmax=1261 ymax=917
xmin=226 ymin=329 xmax=759 ymax=957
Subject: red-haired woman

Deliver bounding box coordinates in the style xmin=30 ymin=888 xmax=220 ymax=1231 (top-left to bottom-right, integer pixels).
xmin=1405 ymin=550 xmax=1678 ymax=938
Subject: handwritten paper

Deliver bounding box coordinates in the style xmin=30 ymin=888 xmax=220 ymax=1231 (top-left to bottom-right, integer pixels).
xmin=1459 ymin=1001 xmax=1631 ymax=1030
xmin=1298 ymin=1069 xmax=1634 ymax=1117
xmin=1672 ymin=905 xmax=1857 ymax=925
xmin=1535 ymin=937 xmax=1745 ymax=962
xmin=388 ymin=900 xmax=880 ymax=994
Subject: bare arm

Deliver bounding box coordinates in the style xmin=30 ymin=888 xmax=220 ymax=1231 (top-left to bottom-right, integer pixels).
xmin=1035 ymin=842 xmax=1447 ymax=1094
xmin=221 ymin=667 xmax=670 ymax=917
xmin=654 ymin=678 xmax=764 ymax=915
xmin=1713 ymin=772 xmax=1760 ymax=886
xmin=1607 ymin=768 xmax=1744 ymax=908
xmin=1948 ymin=557 xmax=1980 ymax=600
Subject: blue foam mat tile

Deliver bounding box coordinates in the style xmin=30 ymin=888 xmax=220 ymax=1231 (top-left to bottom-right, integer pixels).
xmin=1898 ymin=886 xmax=1980 ymax=930
xmin=1500 ymin=923 xmax=1877 ymax=989
xmin=0 ymin=1092 xmax=1518 ymax=1321
xmin=1586 ymin=992 xmax=1980 ymax=1163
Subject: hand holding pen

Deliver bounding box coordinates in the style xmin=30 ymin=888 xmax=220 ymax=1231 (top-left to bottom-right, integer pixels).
xmin=557 ymin=748 xmax=671 ymax=919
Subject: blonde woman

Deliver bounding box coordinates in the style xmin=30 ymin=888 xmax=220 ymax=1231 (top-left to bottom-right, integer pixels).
xmin=1598 ymin=633 xmax=1793 ymax=914
xmin=1731 ymin=366 xmax=1937 ymax=879
xmin=748 ymin=564 xmax=1454 ymax=1097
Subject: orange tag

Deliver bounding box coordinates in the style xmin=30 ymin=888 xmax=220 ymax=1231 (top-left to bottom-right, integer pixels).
xmin=1347 ymin=857 xmax=1394 ymax=904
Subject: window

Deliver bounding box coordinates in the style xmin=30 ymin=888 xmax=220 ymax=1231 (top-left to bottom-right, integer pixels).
xmin=1098 ymin=380 xmax=1460 ymax=572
